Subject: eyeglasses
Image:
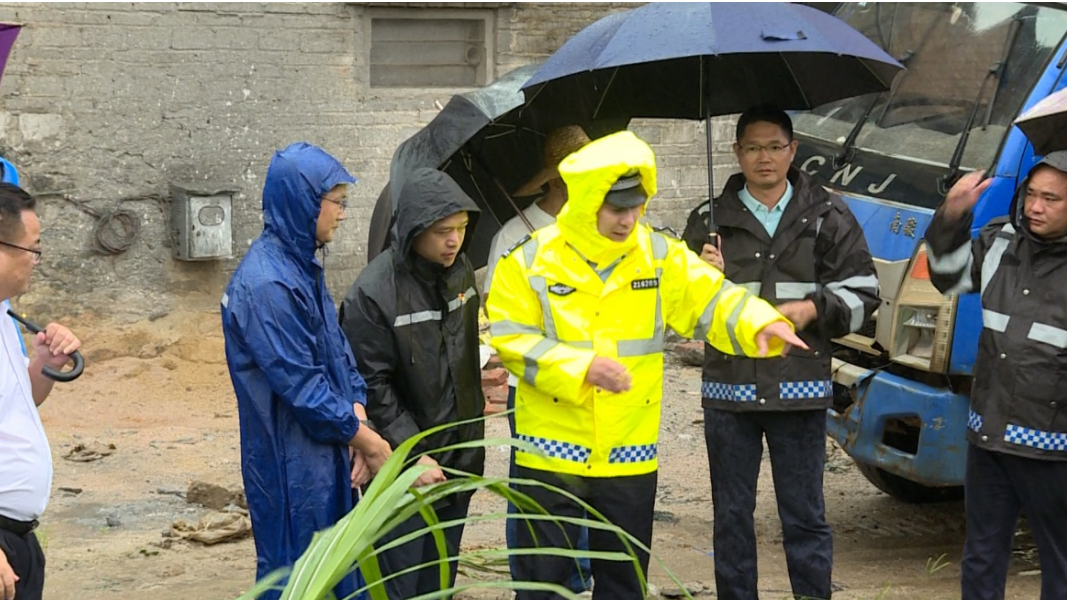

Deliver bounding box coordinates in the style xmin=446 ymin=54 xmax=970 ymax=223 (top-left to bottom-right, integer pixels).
xmin=323 ymin=195 xmax=349 ymax=211
xmin=739 ymin=143 xmax=792 ymax=158
xmin=0 ymin=240 xmax=42 ymax=264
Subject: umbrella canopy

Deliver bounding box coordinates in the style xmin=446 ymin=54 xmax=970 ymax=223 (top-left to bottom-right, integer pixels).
xmin=518 ymin=2 xmax=903 ymax=232
xmin=0 ymin=23 xmax=20 ymax=91
xmin=367 ymin=63 xmax=626 ymax=268
xmin=521 ymin=2 xmax=902 ymax=125
xmin=1015 ymin=86 xmax=1067 ymax=157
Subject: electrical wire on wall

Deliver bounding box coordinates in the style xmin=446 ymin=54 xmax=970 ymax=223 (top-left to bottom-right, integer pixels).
xmin=61 ymin=195 xmax=141 ymax=254
xmin=34 ymin=189 xmax=157 ymax=256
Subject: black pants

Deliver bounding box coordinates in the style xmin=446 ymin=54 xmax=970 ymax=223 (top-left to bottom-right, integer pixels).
xmin=375 ymin=490 xmax=473 ymax=600
xmin=704 ymin=408 xmax=833 ymax=600
xmin=962 ymin=444 xmax=1067 ymax=600
xmin=511 ymin=464 xmax=656 ymax=600
xmin=0 ymin=528 xmax=45 ymax=600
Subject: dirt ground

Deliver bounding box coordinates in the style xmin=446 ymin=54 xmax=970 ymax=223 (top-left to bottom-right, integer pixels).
xmin=32 ymin=310 xmax=1043 ymax=600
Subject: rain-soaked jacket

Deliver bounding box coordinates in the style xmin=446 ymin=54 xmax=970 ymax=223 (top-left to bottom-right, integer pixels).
xmin=927 ymin=160 xmax=1067 ymax=461
xmin=340 ymin=168 xmax=485 ymax=479
xmin=681 ymin=168 xmax=879 ymax=412
xmin=220 ymin=143 xmax=366 ymax=597
xmin=486 ymin=131 xmax=790 ymax=478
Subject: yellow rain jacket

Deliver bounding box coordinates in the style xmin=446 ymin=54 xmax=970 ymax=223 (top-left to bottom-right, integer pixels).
xmin=486 ymin=131 xmax=789 ymax=478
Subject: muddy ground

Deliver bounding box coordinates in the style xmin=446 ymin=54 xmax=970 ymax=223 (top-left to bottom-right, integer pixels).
xmin=33 ymin=310 xmax=1042 ymax=599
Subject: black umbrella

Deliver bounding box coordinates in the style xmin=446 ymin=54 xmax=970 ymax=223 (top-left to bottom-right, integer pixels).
xmin=518 ymin=2 xmax=904 ymax=233
xmin=6 ymin=309 xmax=85 ymax=382
xmin=366 ymin=64 xmax=626 ymax=267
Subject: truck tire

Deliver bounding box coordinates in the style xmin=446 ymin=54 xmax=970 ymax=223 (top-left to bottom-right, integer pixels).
xmin=854 ymin=462 xmax=964 ymax=504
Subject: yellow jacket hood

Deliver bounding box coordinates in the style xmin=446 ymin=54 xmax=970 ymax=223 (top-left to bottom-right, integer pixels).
xmin=557 ymin=131 xmax=658 ymax=267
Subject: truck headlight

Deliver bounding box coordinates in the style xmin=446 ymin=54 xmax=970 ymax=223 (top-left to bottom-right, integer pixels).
xmin=890 ymin=242 xmax=957 ymax=373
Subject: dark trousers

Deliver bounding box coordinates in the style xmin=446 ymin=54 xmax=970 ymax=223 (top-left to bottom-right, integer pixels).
xmin=505 ymin=386 xmax=591 ymax=593
xmin=704 ymin=408 xmax=833 ymax=600
xmin=0 ymin=528 xmax=45 ymax=600
xmin=961 ymin=443 xmax=1067 ymax=600
xmin=375 ymin=490 xmax=473 ymax=600
xmin=512 ymin=464 xmax=656 ymax=600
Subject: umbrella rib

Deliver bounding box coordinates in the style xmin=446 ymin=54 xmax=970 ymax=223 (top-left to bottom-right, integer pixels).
xmin=780 ymin=53 xmax=810 ymax=108
xmin=592 ymin=67 xmax=620 ymax=120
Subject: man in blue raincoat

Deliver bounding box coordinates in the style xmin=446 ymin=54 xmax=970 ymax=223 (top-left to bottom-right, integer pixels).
xmin=221 ymin=142 xmax=392 ymax=599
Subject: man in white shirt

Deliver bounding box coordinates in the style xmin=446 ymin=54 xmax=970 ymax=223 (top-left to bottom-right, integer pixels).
xmin=483 ymin=125 xmax=593 ymax=594
xmin=0 ymin=183 xmax=81 ymax=600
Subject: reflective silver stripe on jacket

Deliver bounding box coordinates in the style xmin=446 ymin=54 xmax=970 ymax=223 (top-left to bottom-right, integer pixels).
xmin=723 ymin=290 xmax=753 ymax=355
xmin=981 ymin=309 xmax=1010 ymax=333
xmin=522 ymin=338 xmax=558 ymax=386
xmin=1029 ymin=322 xmax=1067 ymax=349
xmin=694 ymin=285 xmax=725 ymax=342
xmin=613 ymin=233 xmax=668 ymax=357
xmin=394 ymin=310 xmax=442 ymax=327
xmin=775 ymin=282 xmax=817 ymax=300
xmin=736 ymin=281 xmax=762 ymax=296
xmin=447 ymin=286 xmax=477 ymax=312
xmin=617 ymin=264 xmax=664 ymax=357
xmin=981 ymin=224 xmax=1015 ymax=292
xmin=529 ymin=276 xmax=559 ymax=340
xmin=826 ymin=274 xmax=878 ymax=333
xmin=490 ymin=320 xmax=543 ymax=337
xmin=523 ymin=237 xmax=540 ymax=269
xmin=396 ymin=287 xmax=476 ymax=328
xmin=928 ymin=241 xmax=974 ymax=294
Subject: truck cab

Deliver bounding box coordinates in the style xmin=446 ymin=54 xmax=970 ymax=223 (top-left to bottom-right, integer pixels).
xmin=791 ymin=2 xmax=1067 ymax=501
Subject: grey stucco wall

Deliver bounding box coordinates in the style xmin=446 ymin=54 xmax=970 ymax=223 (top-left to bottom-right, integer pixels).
xmin=0 ymin=2 xmax=738 ymax=320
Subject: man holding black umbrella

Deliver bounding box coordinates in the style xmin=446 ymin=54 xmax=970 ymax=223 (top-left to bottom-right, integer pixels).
xmin=682 ymin=105 xmax=879 ymax=600
xmin=927 ymin=160 xmax=1067 ymax=600
xmin=0 ymin=183 xmax=82 ymax=600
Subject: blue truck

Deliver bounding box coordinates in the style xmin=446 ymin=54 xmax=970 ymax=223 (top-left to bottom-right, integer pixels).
xmin=791 ymin=2 xmax=1067 ymax=501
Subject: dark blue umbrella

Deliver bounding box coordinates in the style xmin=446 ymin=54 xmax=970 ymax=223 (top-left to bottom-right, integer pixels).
xmin=519 ymin=2 xmax=903 ymax=231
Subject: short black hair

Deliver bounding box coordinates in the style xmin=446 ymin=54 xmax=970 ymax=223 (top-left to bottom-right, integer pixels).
xmin=0 ymin=183 xmax=36 ymax=242
xmin=736 ymin=104 xmax=793 ymax=143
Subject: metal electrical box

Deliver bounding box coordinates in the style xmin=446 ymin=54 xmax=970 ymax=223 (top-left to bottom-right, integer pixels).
xmin=170 ymin=183 xmax=238 ymax=261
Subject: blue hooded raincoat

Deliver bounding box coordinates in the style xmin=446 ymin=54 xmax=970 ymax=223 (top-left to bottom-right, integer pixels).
xmin=220 ymin=142 xmax=366 ymax=598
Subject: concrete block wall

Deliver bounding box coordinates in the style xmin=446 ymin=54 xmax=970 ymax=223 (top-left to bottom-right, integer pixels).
xmin=0 ymin=2 xmax=738 ymax=320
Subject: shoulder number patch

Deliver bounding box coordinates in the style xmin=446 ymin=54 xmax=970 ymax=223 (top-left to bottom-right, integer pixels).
xmin=548 ymin=283 xmax=576 ymax=296
xmin=631 ymin=278 xmax=660 ymax=290
xmin=502 ymin=234 xmax=532 ymax=259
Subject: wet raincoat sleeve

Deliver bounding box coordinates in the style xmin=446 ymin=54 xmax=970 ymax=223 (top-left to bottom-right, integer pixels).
xmin=661 ymin=238 xmax=789 ymax=357
xmin=339 ymin=287 xmax=422 ymax=449
xmin=233 ymin=280 xmax=360 ymax=446
xmin=807 ymin=207 xmax=880 ymax=339
xmin=486 ymin=247 xmax=597 ymax=404
xmin=927 ymin=205 xmax=986 ymax=297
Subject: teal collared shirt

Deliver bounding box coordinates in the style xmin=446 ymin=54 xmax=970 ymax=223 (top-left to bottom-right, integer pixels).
xmin=738 ymin=181 xmax=793 ymax=237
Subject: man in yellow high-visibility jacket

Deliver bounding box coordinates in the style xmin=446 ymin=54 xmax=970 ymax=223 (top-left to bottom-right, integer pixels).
xmin=486 ymin=131 xmax=805 ymax=599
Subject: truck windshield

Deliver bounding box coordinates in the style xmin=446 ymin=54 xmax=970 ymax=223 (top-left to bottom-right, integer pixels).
xmin=793 ymin=2 xmax=1067 ymax=171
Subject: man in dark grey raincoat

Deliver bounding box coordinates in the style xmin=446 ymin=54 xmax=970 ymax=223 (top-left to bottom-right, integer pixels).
xmin=928 ymin=156 xmax=1067 ymax=600
xmin=340 ymin=168 xmax=485 ymax=599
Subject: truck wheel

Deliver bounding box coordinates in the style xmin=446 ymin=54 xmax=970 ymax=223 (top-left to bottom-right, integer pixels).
xmin=854 ymin=462 xmax=963 ymax=504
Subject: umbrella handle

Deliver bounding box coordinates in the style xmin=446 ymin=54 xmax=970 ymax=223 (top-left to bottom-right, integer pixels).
xmin=6 ymin=309 xmax=86 ymax=382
